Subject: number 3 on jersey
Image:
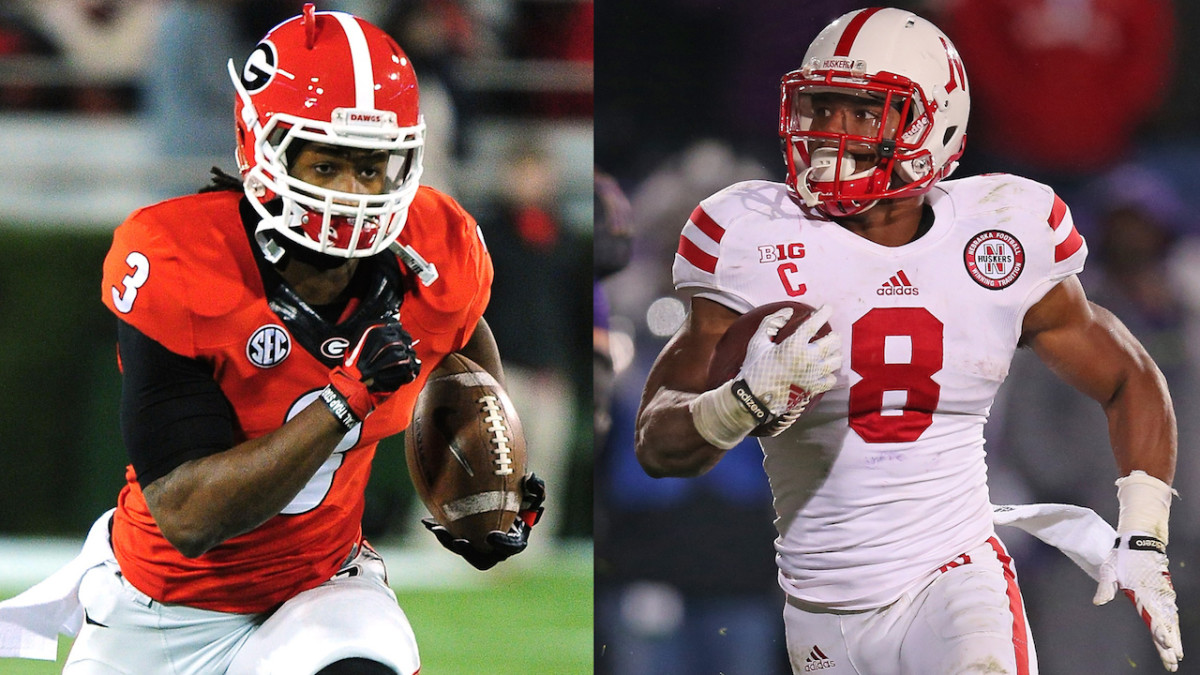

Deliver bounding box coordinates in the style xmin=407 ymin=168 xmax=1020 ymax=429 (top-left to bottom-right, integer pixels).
xmin=111 ymin=251 xmax=150 ymax=314
xmin=848 ymin=307 xmax=943 ymax=443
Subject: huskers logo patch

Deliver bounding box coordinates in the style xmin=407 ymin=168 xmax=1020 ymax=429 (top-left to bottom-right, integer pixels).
xmin=247 ymin=324 xmax=291 ymax=368
xmin=964 ymin=230 xmax=1024 ymax=290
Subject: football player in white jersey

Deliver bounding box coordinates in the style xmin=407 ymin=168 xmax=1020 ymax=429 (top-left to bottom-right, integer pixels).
xmin=634 ymin=7 xmax=1181 ymax=674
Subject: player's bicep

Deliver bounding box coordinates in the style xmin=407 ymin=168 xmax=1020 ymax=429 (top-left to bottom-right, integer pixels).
xmin=1021 ymin=276 xmax=1147 ymax=405
xmin=117 ymin=320 xmax=236 ymax=487
xmin=637 ymin=297 xmax=738 ymax=417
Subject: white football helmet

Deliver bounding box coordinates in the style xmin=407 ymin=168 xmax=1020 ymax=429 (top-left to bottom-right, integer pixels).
xmin=780 ymin=8 xmax=969 ymax=217
xmin=230 ymin=4 xmax=425 ymax=261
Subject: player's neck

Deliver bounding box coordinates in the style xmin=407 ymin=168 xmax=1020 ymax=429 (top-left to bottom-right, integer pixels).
xmin=277 ymin=258 xmax=360 ymax=306
xmin=835 ymin=196 xmax=927 ymax=247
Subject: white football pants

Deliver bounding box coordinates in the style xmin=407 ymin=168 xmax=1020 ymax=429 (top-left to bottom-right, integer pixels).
xmin=784 ymin=536 xmax=1037 ymax=675
xmin=65 ymin=543 xmax=419 ymax=674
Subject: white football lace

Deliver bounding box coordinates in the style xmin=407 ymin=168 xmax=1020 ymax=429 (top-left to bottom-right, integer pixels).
xmin=479 ymin=395 xmax=514 ymax=476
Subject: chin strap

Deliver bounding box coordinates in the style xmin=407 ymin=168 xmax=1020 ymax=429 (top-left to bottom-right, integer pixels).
xmin=390 ymin=241 xmax=439 ymax=287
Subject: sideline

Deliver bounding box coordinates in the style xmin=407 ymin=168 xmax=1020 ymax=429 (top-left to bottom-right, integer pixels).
xmin=0 ymin=535 xmax=592 ymax=593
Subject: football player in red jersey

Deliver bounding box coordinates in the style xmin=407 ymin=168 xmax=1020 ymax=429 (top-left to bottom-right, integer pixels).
xmin=0 ymin=5 xmax=542 ymax=674
xmin=634 ymin=7 xmax=1181 ymax=674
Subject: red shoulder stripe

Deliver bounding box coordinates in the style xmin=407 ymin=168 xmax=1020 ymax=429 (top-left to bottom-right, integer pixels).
xmin=677 ymin=235 xmax=717 ymax=274
xmin=688 ymin=205 xmax=725 ymax=244
xmin=1047 ymin=194 xmax=1068 ymax=231
xmin=1048 ymin=195 xmax=1084 ymax=262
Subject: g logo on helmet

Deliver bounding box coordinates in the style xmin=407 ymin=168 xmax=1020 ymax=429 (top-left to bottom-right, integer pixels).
xmin=247 ymin=324 xmax=291 ymax=368
xmin=241 ymin=42 xmax=278 ymax=93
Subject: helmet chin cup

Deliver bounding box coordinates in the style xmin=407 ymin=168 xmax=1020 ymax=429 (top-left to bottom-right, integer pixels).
xmin=800 ymin=148 xmax=856 ymax=205
xmin=810 ymin=147 xmax=855 ymax=181
xmin=798 ymin=148 xmax=878 ymax=216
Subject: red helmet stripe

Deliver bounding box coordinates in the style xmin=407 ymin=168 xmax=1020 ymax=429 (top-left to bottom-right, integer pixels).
xmin=332 ymin=12 xmax=376 ymax=108
xmin=833 ymin=7 xmax=886 ymax=57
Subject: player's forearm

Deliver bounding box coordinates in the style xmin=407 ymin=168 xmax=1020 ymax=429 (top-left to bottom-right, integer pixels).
xmin=635 ymin=388 xmax=729 ymax=478
xmin=1104 ymin=357 xmax=1177 ymax=485
xmin=144 ymin=402 xmax=347 ymax=557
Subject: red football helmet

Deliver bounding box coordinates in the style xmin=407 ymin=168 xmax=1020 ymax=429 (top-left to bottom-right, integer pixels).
xmin=779 ymin=8 xmax=970 ymax=217
xmin=229 ymin=4 xmax=424 ymax=260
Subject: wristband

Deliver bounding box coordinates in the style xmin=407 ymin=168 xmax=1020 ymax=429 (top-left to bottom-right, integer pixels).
xmin=329 ymin=366 xmax=377 ymax=420
xmin=730 ymin=378 xmax=772 ymax=426
xmin=319 ymin=384 xmax=361 ymax=431
xmin=689 ymin=380 xmax=760 ymax=450
xmin=1121 ymin=534 xmax=1167 ymax=555
xmin=1115 ymin=470 xmax=1177 ymax=544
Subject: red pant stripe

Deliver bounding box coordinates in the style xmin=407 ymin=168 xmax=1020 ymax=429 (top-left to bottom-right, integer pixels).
xmin=988 ymin=536 xmax=1031 ymax=675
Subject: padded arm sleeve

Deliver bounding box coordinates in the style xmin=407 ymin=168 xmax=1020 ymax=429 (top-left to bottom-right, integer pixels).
xmin=117 ymin=320 xmax=236 ymax=487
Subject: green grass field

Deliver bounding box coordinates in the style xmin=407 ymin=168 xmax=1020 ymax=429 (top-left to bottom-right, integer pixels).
xmin=0 ymin=546 xmax=592 ymax=674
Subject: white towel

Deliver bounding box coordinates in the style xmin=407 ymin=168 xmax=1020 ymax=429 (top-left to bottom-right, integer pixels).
xmin=0 ymin=509 xmax=115 ymax=661
xmin=992 ymin=502 xmax=1116 ymax=581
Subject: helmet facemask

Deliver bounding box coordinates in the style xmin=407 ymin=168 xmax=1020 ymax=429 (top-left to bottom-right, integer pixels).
xmin=778 ymin=8 xmax=971 ymax=219
xmin=226 ymin=7 xmax=427 ymax=265
xmin=243 ymin=108 xmax=425 ymax=263
xmin=781 ymin=74 xmax=942 ymax=218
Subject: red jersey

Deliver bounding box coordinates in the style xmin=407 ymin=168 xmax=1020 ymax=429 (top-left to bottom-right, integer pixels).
xmin=100 ymin=187 xmax=492 ymax=613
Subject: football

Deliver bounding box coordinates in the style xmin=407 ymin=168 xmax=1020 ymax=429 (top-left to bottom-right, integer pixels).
xmin=705 ymin=301 xmax=832 ymax=436
xmin=405 ymin=353 xmax=527 ymax=548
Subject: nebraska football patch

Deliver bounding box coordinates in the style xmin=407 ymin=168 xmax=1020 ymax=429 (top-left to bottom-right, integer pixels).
xmin=964 ymin=230 xmax=1024 ymax=290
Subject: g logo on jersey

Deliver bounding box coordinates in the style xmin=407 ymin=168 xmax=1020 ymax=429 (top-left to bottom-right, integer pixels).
xmin=320 ymin=337 xmax=351 ymax=360
xmin=964 ymin=230 xmax=1025 ymax=290
xmin=240 ymin=42 xmax=278 ymax=92
xmin=247 ymin=324 xmax=291 ymax=368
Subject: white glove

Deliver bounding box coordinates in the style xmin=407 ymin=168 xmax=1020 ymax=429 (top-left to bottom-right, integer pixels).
xmin=690 ymin=305 xmax=842 ymax=449
xmin=1093 ymin=533 xmax=1182 ymax=671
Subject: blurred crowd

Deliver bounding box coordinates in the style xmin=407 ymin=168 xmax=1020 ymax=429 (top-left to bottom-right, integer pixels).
xmin=596 ymin=0 xmax=1200 ymax=673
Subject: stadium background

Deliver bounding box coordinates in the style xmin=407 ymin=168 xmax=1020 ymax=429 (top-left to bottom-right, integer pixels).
xmin=0 ymin=1 xmax=592 ymax=673
xmin=595 ymin=1 xmax=1200 ymax=673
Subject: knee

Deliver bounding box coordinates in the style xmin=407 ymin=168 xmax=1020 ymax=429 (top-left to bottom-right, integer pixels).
xmin=315 ymin=658 xmax=397 ymax=675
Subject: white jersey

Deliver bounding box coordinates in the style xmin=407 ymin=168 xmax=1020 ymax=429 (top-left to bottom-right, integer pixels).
xmin=673 ymin=175 xmax=1087 ymax=610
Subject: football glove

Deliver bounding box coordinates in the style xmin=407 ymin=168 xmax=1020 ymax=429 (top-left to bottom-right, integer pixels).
xmin=691 ymin=305 xmax=841 ymax=449
xmin=1094 ymin=533 xmax=1182 ymax=671
xmin=422 ymin=473 xmax=545 ymax=571
xmin=325 ymin=319 xmax=421 ymax=428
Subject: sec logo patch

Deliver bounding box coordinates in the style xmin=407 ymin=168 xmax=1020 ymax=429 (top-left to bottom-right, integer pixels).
xmin=964 ymin=230 xmax=1024 ymax=289
xmin=247 ymin=324 xmax=291 ymax=368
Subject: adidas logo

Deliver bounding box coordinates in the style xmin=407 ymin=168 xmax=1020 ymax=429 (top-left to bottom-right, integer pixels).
xmin=804 ymin=644 xmax=837 ymax=671
xmin=877 ymin=270 xmax=919 ymax=296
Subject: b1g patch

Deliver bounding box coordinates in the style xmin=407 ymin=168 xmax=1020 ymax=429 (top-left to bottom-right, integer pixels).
xmin=247 ymin=324 xmax=291 ymax=368
xmin=964 ymin=230 xmax=1025 ymax=289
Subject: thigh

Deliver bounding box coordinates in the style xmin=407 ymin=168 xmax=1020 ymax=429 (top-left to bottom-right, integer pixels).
xmin=65 ymin=561 xmax=255 ymax=675
xmin=227 ymin=545 xmax=419 ymax=675
xmin=783 ymin=596 xmax=860 ymax=674
xmin=904 ymin=537 xmax=1038 ymax=675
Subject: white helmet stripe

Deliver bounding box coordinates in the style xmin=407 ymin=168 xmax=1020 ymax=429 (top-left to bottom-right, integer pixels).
xmin=331 ymin=12 xmax=375 ymax=109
